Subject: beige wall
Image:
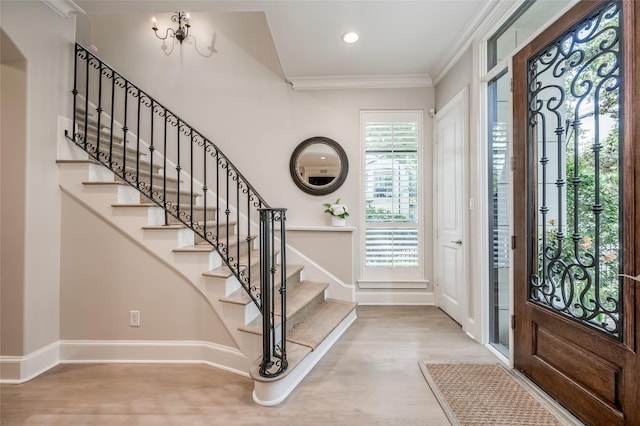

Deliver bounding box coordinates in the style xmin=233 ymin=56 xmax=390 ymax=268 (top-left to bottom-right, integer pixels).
xmin=0 ymin=1 xmax=75 ymax=356
xmin=435 ymin=46 xmax=473 ymax=111
xmin=286 ymin=229 xmax=355 ymax=285
xmin=60 ymin=192 xmax=236 ymax=345
xmin=85 ymin=12 xmax=435 ymax=296
xmin=0 ymin=33 xmax=27 ymax=357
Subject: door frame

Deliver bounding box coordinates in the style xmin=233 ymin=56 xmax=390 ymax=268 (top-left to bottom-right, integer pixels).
xmin=433 ymin=87 xmax=469 ymax=331
xmin=512 ymin=0 xmax=639 ymax=423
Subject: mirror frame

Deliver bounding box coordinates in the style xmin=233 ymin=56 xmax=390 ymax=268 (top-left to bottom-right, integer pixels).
xmin=289 ymin=136 xmax=349 ymax=196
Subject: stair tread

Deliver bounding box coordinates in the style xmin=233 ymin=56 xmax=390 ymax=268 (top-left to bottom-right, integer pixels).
xmin=287 ymin=299 xmax=356 ymax=350
xmin=82 ymin=181 xmax=125 ymax=186
xmin=56 ymin=159 xmax=94 ymax=164
xmin=173 ymin=244 xmax=217 ymax=253
xmin=241 ymin=298 xmax=356 ymax=351
xmin=83 ymin=180 xmax=200 ymax=197
xmin=141 ymin=224 xmax=187 ymax=230
xmin=117 ymin=172 xmax=181 ymax=184
xmin=111 ymin=202 xmax=157 ymax=208
xmin=86 ymin=142 xmax=144 ymax=157
xmin=239 ymin=281 xmax=328 ymax=329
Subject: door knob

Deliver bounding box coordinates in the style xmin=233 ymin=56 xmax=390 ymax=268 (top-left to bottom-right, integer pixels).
xmin=451 ymin=239 xmax=463 ymax=246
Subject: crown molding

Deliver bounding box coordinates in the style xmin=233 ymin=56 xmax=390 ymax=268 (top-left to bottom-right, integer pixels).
xmin=288 ymin=74 xmax=433 ymax=91
xmin=433 ymin=0 xmax=507 ymax=85
xmin=41 ymin=0 xmax=85 ymax=18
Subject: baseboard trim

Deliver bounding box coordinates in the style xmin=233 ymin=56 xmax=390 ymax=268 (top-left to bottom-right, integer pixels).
xmin=356 ymin=290 xmax=435 ymax=305
xmin=59 ymin=340 xmax=250 ymax=377
xmin=0 ymin=341 xmax=60 ymax=384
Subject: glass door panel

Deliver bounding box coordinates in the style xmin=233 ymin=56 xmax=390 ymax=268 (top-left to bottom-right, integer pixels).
xmin=488 ymin=70 xmax=511 ymax=354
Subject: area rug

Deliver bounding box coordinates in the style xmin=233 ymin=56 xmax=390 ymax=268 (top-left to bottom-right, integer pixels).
xmin=418 ymin=362 xmax=566 ymax=426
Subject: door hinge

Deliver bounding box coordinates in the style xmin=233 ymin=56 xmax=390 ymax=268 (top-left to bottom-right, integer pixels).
xmin=511 ymin=235 xmax=516 ymax=249
xmin=511 ymin=314 xmax=516 ymax=329
xmin=510 ymin=78 xmax=513 ymax=92
xmin=510 ymin=156 xmax=516 ymax=170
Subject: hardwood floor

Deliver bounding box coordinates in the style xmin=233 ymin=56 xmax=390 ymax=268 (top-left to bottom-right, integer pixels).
xmin=1 ymin=306 xmax=497 ymax=425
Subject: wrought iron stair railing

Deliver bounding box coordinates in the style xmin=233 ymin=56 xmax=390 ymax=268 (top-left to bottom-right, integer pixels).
xmin=65 ymin=43 xmax=288 ymax=378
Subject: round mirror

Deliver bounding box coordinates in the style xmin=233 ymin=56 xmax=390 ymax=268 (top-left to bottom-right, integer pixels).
xmin=289 ymin=136 xmax=348 ymax=195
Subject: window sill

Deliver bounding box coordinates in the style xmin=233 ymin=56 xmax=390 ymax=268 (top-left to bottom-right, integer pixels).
xmin=285 ymin=226 xmax=356 ymax=233
xmin=357 ymin=280 xmax=429 ymax=289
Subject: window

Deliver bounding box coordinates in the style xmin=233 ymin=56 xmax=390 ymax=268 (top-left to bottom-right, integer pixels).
xmin=361 ymin=111 xmax=422 ymax=280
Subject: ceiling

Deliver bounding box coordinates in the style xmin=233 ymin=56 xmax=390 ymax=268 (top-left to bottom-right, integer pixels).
xmin=73 ymin=0 xmax=499 ymax=88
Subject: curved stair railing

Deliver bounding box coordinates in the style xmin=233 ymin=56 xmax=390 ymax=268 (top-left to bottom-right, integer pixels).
xmin=65 ymin=43 xmax=288 ymax=378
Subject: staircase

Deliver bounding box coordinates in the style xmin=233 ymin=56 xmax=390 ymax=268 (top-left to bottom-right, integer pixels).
xmin=57 ymin=43 xmax=356 ymax=406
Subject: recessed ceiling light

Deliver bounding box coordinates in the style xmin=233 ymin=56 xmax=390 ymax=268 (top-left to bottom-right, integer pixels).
xmin=342 ymin=31 xmax=360 ymax=44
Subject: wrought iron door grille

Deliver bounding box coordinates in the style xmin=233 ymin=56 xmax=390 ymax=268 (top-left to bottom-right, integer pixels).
xmin=527 ymin=1 xmax=622 ymax=338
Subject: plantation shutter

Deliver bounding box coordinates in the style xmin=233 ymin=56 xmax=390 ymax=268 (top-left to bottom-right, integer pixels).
xmin=363 ymin=111 xmax=421 ymax=272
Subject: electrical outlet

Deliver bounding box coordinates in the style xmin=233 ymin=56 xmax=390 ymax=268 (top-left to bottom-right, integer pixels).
xmin=129 ymin=310 xmax=140 ymax=327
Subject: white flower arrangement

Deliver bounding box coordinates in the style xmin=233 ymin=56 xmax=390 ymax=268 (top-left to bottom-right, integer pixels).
xmin=323 ymin=198 xmax=349 ymax=219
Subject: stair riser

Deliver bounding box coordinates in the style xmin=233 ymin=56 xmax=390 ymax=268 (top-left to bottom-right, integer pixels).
xmin=143 ymin=190 xmax=199 ymax=207
xmin=80 ymin=133 xmax=139 ymax=154
xmin=280 ymin=268 xmax=302 ymax=294
xmin=283 ymin=291 xmax=326 ymax=331
xmin=203 ymin=273 xmax=241 ymax=299
xmin=178 ymin=208 xmax=218 ymax=223
xmin=112 ymin=161 xmax=162 ymax=176
xmin=194 ymin=228 xmax=246 ymax=248
xmin=127 ymin=175 xmax=182 ymax=193
xmin=222 ymin=300 xmax=261 ymax=331
xmin=141 ymin=227 xmax=195 ymax=250
xmin=172 ymin=251 xmax=223 ymax=275
xmin=78 ymin=126 xmax=125 ymax=145
xmin=90 ymin=148 xmax=141 ymax=166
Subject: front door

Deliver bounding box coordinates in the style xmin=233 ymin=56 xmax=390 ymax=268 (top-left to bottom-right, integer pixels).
xmin=513 ymin=1 xmax=639 ymax=424
xmin=435 ymin=89 xmax=467 ymax=325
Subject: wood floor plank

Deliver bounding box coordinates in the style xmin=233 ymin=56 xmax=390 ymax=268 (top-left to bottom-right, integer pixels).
xmin=1 ymin=306 xmax=496 ymax=425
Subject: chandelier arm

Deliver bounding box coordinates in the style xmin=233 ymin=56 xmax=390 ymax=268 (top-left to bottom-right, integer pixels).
xmin=153 ymin=27 xmax=175 ymax=42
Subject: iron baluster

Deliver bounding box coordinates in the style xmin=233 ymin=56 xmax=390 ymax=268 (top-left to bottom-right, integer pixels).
xmin=190 ymin=128 xmax=194 ymax=229
xmin=259 ymin=209 xmax=273 ymax=375
xmin=70 ymin=45 xmax=78 ymax=143
xmin=149 ymin=100 xmax=154 ymax=195
xmin=237 ymin=176 xmax=240 ymax=276
xmin=226 ymin=160 xmax=230 ymax=267
xmin=163 ymin=108 xmax=168 ymax=225
xmin=278 ymin=209 xmax=287 ymax=364
xmin=202 ymin=138 xmax=208 ymax=242
xmin=136 ymin=88 xmax=141 ymax=187
xmin=83 ymin=54 xmax=89 ymax=151
xmin=109 ymin=73 xmax=115 ymax=168
xmin=96 ymin=62 xmax=103 ymax=158
xmin=176 ymin=119 xmax=181 ymax=221
xmin=122 ymin=81 xmax=128 ymax=174
xmin=246 ymin=194 xmax=251 ymax=284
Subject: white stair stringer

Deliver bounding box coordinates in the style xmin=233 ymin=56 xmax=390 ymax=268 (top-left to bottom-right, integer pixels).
xmin=57 ymin=161 xmax=256 ymax=358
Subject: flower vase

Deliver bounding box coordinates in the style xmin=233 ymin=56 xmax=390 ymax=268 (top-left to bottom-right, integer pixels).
xmin=331 ymin=216 xmax=346 ymax=227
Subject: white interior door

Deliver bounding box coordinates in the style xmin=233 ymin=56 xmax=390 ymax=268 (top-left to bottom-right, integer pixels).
xmin=434 ymin=89 xmax=467 ymax=325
